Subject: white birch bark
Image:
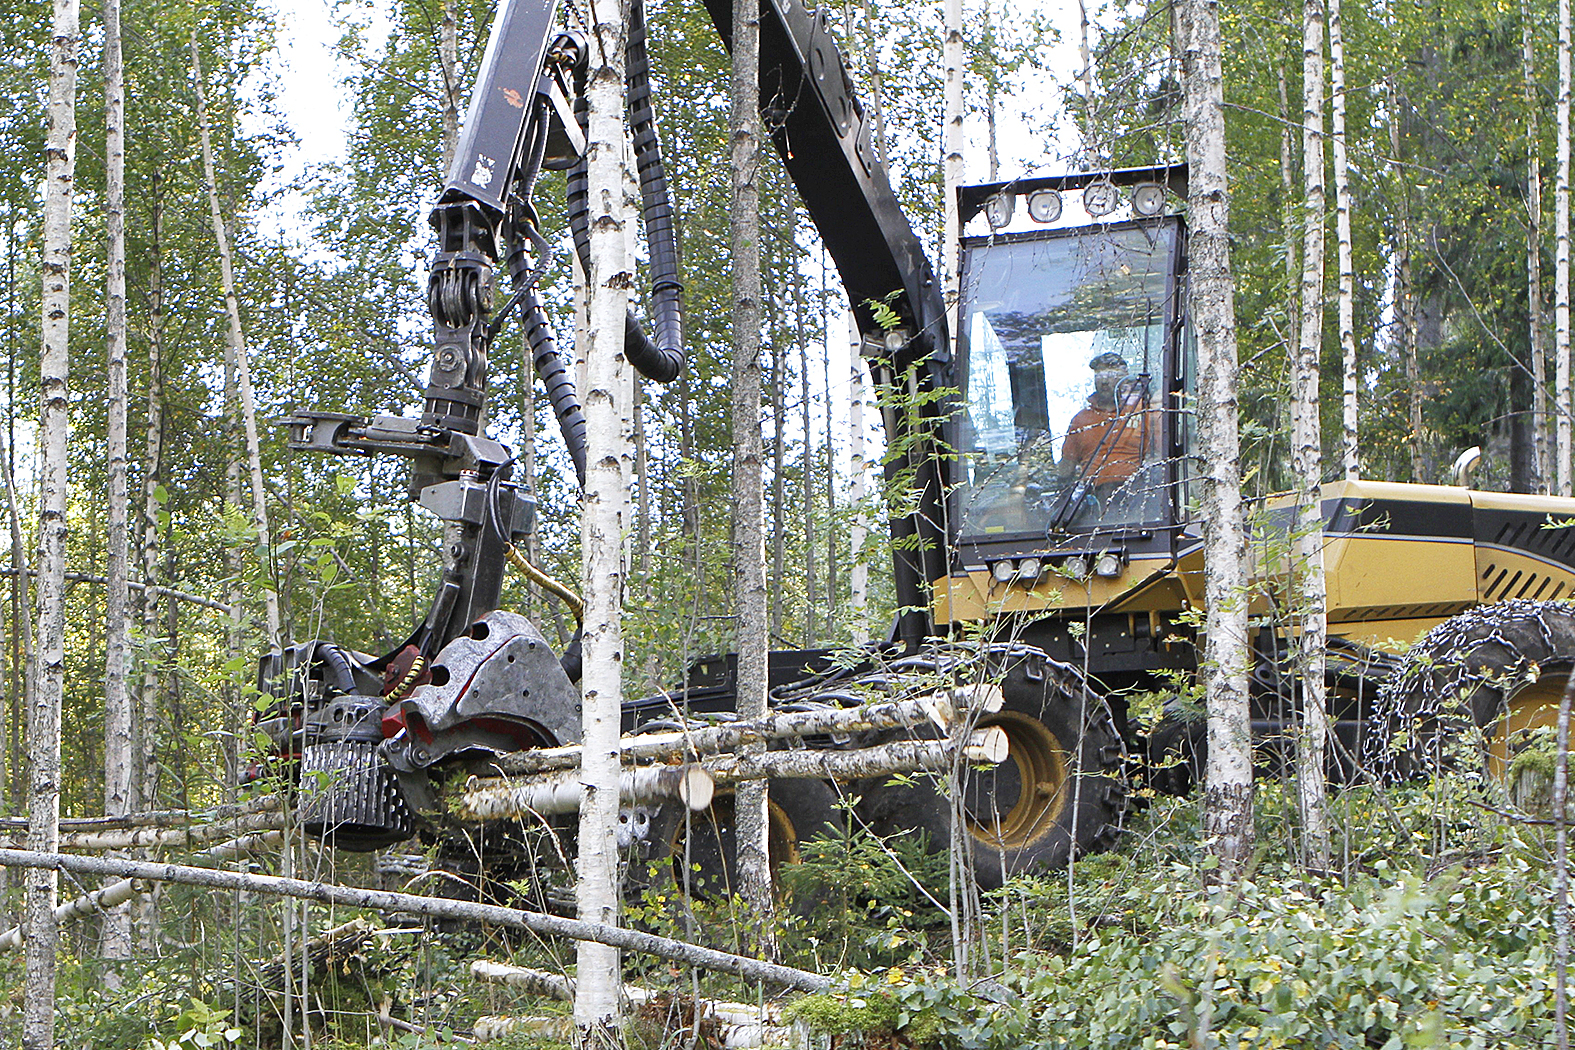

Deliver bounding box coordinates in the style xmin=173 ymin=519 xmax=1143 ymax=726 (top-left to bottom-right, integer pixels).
xmin=192 ymin=30 xmax=281 ymax=642
xmin=1389 ymin=78 xmax=1424 ymax=484
xmin=1294 ymin=0 xmax=1330 ymax=872
xmin=1331 ymin=0 xmax=1358 ymax=480
xmin=1178 ymin=0 xmax=1253 ymax=875
xmin=1529 ymin=0 xmax=1551 ymax=493
xmin=731 ymin=0 xmax=775 ymax=953
xmin=441 ymin=0 xmax=458 ymax=170
xmin=101 ymin=0 xmax=132 ymax=965
xmin=942 ymin=0 xmax=963 ymax=339
xmin=577 ymin=0 xmax=633 ymax=1030
xmin=849 ymin=318 xmax=869 ymax=645
xmin=1560 ymin=0 xmax=1573 ymax=496
xmin=30 ymin=0 xmax=76 ymax=1040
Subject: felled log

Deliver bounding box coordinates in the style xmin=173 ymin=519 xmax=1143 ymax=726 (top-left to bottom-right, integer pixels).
xmin=470 ymin=961 xmax=791 ymax=1046
xmin=472 ymin=1015 xmax=790 ymax=1047
xmin=470 ymin=959 xmax=783 ymax=1025
xmin=704 ymin=728 xmax=1008 ymax=785
xmin=460 ymin=727 xmax=1008 ymax=823
xmin=493 ymin=685 xmax=1004 ymax=777
xmin=25 ymin=811 xmax=287 ymax=852
xmin=458 ymin=763 xmax=714 ymax=821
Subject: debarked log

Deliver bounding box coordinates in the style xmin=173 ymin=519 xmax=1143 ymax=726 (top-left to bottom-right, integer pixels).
xmin=472 ymin=1014 xmax=790 ymax=1047
xmin=460 ymin=729 xmax=1009 ymax=823
xmin=458 ymin=764 xmax=715 ymax=821
xmin=492 ymin=685 xmax=1004 ymax=777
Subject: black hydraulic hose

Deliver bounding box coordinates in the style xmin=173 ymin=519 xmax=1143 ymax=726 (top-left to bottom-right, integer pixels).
xmin=624 ymin=0 xmax=684 ymax=382
xmin=521 ymin=287 xmax=588 ymax=487
xmin=564 ymin=24 xmax=685 ymax=385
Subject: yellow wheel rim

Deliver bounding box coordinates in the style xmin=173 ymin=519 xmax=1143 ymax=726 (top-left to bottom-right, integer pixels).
xmin=964 ymin=710 xmax=1069 ymax=851
xmin=1488 ymin=667 xmax=1575 ymax=780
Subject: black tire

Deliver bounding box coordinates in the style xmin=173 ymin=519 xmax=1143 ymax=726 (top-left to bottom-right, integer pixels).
xmin=1365 ymin=599 xmax=1575 ymax=782
xmin=854 ymin=647 xmax=1127 ymax=890
xmin=641 ymin=777 xmax=842 ymax=905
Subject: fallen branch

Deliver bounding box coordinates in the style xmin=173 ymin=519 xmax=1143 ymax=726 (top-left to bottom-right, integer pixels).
xmin=249 ymin=918 xmax=375 ymax=989
xmin=26 ymin=812 xmax=286 ymax=852
xmin=0 ymin=793 xmax=283 ymax=833
xmin=0 ymin=565 xmax=234 ymax=614
xmin=0 ymin=830 xmax=284 ymax=951
xmin=0 ymin=847 xmax=831 ymax=991
xmin=459 ymin=764 xmax=713 ymax=821
xmin=493 ymin=686 xmax=1004 ymax=777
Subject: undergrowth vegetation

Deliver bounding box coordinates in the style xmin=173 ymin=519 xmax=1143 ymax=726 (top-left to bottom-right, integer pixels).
xmin=15 ymin=772 xmax=1566 ymax=1048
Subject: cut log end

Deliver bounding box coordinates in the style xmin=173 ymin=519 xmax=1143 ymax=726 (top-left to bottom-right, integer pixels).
xmin=677 ymin=765 xmax=714 ymax=811
xmin=964 ymin=726 xmax=1010 ymax=765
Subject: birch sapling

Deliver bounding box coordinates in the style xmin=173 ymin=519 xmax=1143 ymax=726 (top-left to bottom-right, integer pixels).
xmin=577 ymin=0 xmax=634 ymax=1030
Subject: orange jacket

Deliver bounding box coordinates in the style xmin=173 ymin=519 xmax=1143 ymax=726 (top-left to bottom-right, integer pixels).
xmin=1062 ymin=400 xmax=1153 ymax=486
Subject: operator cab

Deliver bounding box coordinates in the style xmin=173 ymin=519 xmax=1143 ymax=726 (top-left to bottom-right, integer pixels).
xmin=951 ymin=167 xmax=1192 ymax=571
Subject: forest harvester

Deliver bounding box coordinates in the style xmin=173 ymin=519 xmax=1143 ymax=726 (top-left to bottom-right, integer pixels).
xmin=256 ymin=0 xmax=1575 ymax=895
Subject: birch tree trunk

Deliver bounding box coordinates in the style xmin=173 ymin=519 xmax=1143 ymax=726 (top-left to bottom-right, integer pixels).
xmin=441 ymin=0 xmax=458 ymax=170
xmin=942 ymin=0 xmax=963 ymax=339
xmin=1331 ymin=0 xmax=1358 ymax=480
xmin=1294 ymin=0 xmax=1330 ymax=872
xmin=139 ymin=172 xmax=166 ymax=819
xmin=29 ymin=0 xmax=77 ymax=1040
xmin=101 ymin=0 xmax=133 ymax=966
xmin=192 ymin=31 xmax=280 ymax=641
xmin=577 ymin=0 xmax=633 ymax=1031
xmin=849 ymin=318 xmax=869 ymax=645
xmin=730 ymin=0 xmax=776 ymax=955
xmin=1389 ymin=78 xmax=1425 ymax=485
xmin=1559 ymin=0 xmax=1573 ymax=496
xmin=1179 ymin=0 xmax=1253 ymax=876
xmin=770 ymin=321 xmax=786 ymax=641
xmin=1528 ymin=0 xmax=1551 ymax=494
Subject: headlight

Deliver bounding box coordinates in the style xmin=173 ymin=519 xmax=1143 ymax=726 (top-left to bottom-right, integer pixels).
xmin=984 ymin=193 xmax=1015 ymax=229
xmin=1094 ymin=552 xmax=1123 ymax=577
xmin=1083 ymin=183 xmax=1120 ymax=217
xmin=1061 ymin=554 xmax=1090 ymax=579
xmin=1026 ymin=188 xmax=1063 ymax=223
xmin=992 ymin=559 xmax=1016 ymax=584
xmin=1017 ymin=556 xmax=1043 ymax=582
xmin=1130 ymin=183 xmax=1167 ymax=217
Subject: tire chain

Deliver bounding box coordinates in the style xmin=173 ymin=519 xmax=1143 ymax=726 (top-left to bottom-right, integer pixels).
xmin=1362 ymin=598 xmax=1575 ymax=783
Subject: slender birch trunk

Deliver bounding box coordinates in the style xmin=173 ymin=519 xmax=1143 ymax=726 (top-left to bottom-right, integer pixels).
xmin=192 ymin=31 xmax=280 ymax=641
xmin=139 ymin=172 xmax=166 ymax=819
xmin=1077 ymin=0 xmax=1097 ymax=155
xmin=101 ymin=0 xmax=133 ymax=966
xmin=731 ymin=0 xmax=775 ymax=954
xmin=1331 ymin=0 xmax=1358 ymax=480
xmin=1179 ymin=0 xmax=1253 ymax=876
xmin=1279 ymin=60 xmax=1300 ymax=365
xmin=770 ymin=320 xmax=786 ymax=641
xmin=942 ymin=0 xmax=963 ymax=339
xmin=441 ymin=0 xmax=458 ymax=169
xmin=849 ymin=318 xmax=869 ymax=645
xmin=1294 ymin=0 xmax=1330 ymax=872
xmin=1559 ymin=0 xmax=1573 ymax=496
xmin=861 ymin=0 xmax=889 ymax=169
xmin=984 ymin=0 xmax=999 ymax=181
xmin=30 ymin=0 xmax=77 ymax=1040
xmin=799 ymin=327 xmax=817 ymax=648
xmin=1388 ymin=78 xmax=1425 ymax=484
xmin=577 ymin=0 xmax=632 ymax=1030
xmin=1529 ymin=0 xmax=1551 ymax=494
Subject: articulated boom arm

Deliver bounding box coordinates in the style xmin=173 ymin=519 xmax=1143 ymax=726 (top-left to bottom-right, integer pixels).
xmin=265 ymin=0 xmax=955 ymax=851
